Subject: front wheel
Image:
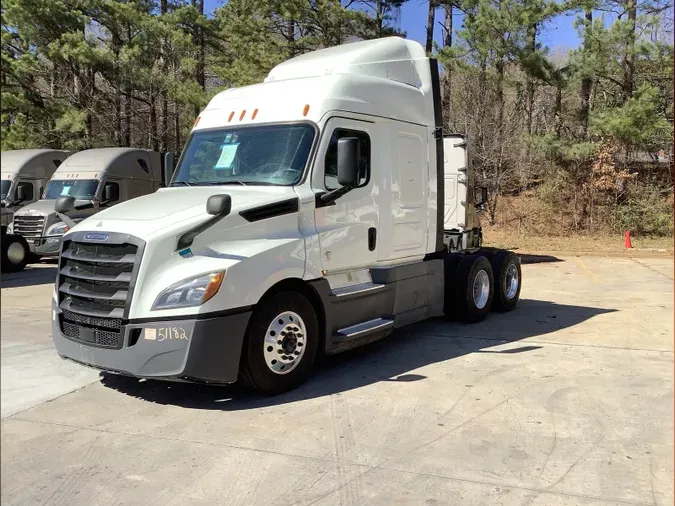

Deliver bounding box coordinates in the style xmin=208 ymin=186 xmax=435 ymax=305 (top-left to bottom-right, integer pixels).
xmin=1 ymin=234 xmax=29 ymax=273
xmin=239 ymin=291 xmax=319 ymax=395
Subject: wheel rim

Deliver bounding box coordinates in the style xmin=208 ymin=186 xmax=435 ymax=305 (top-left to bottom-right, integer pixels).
xmin=263 ymin=311 xmax=307 ymax=375
xmin=505 ymin=263 xmax=519 ymax=299
xmin=7 ymin=242 xmax=25 ymax=265
xmin=472 ymin=269 xmax=490 ymax=310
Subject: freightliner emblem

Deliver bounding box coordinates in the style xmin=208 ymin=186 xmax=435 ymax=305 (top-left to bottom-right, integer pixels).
xmin=83 ymin=232 xmax=110 ymax=241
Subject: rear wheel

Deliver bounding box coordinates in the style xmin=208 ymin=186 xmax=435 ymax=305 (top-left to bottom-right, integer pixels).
xmin=1 ymin=234 xmax=29 ymax=273
xmin=239 ymin=291 xmax=319 ymax=395
xmin=490 ymin=250 xmax=521 ymax=312
xmin=448 ymin=255 xmax=494 ymax=323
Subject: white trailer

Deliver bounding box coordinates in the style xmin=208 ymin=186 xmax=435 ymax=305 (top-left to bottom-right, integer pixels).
xmin=51 ymin=37 xmax=522 ymax=394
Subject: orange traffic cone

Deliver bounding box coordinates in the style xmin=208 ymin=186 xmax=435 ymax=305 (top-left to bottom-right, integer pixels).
xmin=624 ymin=230 xmax=633 ymax=249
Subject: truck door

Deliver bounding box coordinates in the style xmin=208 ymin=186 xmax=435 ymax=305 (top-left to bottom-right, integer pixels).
xmin=312 ymin=117 xmax=379 ymax=273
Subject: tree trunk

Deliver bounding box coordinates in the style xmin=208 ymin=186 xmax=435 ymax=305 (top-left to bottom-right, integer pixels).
xmin=160 ymin=0 xmax=168 ymax=152
xmin=442 ymin=2 xmax=452 ymax=130
xmin=376 ymin=0 xmax=383 ymax=36
xmin=526 ymin=24 xmax=536 ymax=136
xmin=150 ymin=94 xmax=159 ymax=151
xmin=555 ymin=83 xmax=563 ymax=138
xmin=496 ymin=57 xmax=505 ymax=136
xmin=623 ymin=0 xmax=637 ymax=102
xmin=124 ymin=24 xmax=133 ymax=146
xmin=175 ymin=100 xmax=181 ymax=154
xmin=425 ymin=0 xmax=435 ymax=54
xmin=194 ymin=0 xmax=205 ymax=116
xmin=580 ymin=8 xmax=593 ymax=136
xmin=287 ymin=18 xmax=296 ymax=57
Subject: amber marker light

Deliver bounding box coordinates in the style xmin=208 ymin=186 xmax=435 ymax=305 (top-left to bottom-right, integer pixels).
xmin=240 ymin=110 xmax=247 ymax=120
xmin=193 ymin=116 xmax=201 ymax=127
xmin=303 ymin=104 xmax=310 ymax=116
xmin=202 ymin=272 xmax=225 ymax=304
xmin=252 ymin=108 xmax=258 ymax=119
xmin=228 ymin=111 xmax=235 ymax=122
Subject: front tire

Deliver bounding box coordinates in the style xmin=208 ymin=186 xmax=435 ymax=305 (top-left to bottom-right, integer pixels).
xmin=1 ymin=234 xmax=29 ymax=273
xmin=239 ymin=291 xmax=319 ymax=395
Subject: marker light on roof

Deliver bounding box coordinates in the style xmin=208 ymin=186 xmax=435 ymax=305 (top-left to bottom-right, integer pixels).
xmin=303 ymin=104 xmax=310 ymax=116
xmin=239 ymin=110 xmax=247 ymax=120
xmin=252 ymin=109 xmax=258 ymax=120
xmin=228 ymin=111 xmax=235 ymax=122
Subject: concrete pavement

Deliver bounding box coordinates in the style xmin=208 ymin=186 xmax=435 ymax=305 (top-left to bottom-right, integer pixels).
xmin=1 ymin=255 xmax=673 ymax=505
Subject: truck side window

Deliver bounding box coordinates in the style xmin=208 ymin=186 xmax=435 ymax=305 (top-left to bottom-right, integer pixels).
xmin=325 ymin=129 xmax=370 ymax=190
xmin=137 ymin=159 xmax=150 ymax=174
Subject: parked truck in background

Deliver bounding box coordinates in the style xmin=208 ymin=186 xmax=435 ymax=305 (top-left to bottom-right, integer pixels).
xmin=8 ymin=148 xmax=165 ymax=270
xmin=51 ymin=37 xmax=522 ymax=395
xmin=1 ymin=149 xmax=71 ymax=272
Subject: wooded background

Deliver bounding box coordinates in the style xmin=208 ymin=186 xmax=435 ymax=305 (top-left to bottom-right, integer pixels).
xmin=2 ymin=0 xmax=673 ymax=236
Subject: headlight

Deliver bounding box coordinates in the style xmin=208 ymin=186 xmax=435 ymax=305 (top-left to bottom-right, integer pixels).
xmin=152 ymin=271 xmax=225 ymax=310
xmin=47 ymin=218 xmax=83 ymax=236
xmin=6 ymin=222 xmax=13 ymax=234
xmin=47 ymin=222 xmax=69 ymax=236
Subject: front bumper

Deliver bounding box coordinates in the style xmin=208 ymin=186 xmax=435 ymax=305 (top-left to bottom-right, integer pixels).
xmin=52 ymin=301 xmax=252 ymax=383
xmin=28 ymin=237 xmax=61 ymax=256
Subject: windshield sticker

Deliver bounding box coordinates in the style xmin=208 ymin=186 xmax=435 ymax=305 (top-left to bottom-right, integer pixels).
xmin=60 ymin=186 xmax=71 ymax=196
xmin=214 ymin=142 xmax=239 ymax=170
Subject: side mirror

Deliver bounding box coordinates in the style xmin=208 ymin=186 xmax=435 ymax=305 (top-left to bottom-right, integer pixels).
xmin=55 ymin=196 xmax=75 ymax=214
xmin=103 ymin=183 xmax=119 ymax=203
xmin=337 ymin=138 xmax=360 ymax=187
xmin=206 ymin=194 xmax=232 ymax=216
xmin=163 ymin=152 xmax=174 ymax=185
xmin=55 ymin=196 xmax=78 ymax=229
xmin=176 ymin=194 xmax=232 ymax=251
xmin=15 ymin=183 xmax=31 ymax=203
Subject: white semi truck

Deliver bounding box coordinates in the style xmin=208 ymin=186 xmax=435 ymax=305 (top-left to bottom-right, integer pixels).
xmin=51 ymin=37 xmax=522 ymax=394
xmin=10 ymin=148 xmax=165 ymax=265
xmin=1 ymin=149 xmax=71 ymax=271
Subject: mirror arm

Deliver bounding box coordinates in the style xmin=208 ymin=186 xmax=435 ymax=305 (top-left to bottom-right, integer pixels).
xmin=176 ymin=213 xmax=228 ymax=251
xmin=55 ymin=212 xmax=77 ymax=229
xmin=318 ymin=184 xmax=355 ymax=206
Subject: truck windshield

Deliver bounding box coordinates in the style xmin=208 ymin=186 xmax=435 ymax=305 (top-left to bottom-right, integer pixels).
xmin=172 ymin=124 xmax=315 ymax=186
xmin=1 ymin=180 xmax=10 ymax=200
xmin=44 ymin=179 xmax=99 ymax=200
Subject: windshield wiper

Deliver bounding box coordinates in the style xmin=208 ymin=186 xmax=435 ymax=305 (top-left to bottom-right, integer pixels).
xmin=195 ymin=180 xmax=250 ymax=186
xmin=170 ymin=181 xmax=194 ymax=187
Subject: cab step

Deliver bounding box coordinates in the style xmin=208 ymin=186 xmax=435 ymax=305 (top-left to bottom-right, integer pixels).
xmin=330 ymin=282 xmax=386 ymax=298
xmin=334 ymin=317 xmax=394 ymax=342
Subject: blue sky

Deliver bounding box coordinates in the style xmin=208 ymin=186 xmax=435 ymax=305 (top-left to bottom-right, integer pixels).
xmin=204 ymin=0 xmax=584 ymax=52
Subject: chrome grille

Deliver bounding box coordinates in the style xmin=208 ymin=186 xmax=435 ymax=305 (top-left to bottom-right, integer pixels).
xmin=13 ymin=215 xmax=45 ymax=241
xmin=58 ymin=237 xmax=141 ymax=348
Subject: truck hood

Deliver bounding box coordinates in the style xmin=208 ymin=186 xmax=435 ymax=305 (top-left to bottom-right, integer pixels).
xmin=90 ymin=186 xmax=299 ymax=222
xmin=69 ymin=186 xmax=301 ymax=238
xmin=13 ymin=199 xmax=58 ymax=216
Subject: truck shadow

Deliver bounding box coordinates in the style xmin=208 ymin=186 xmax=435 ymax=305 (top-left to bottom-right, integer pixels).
xmin=101 ymin=299 xmax=616 ymax=410
xmin=0 ymin=262 xmax=58 ymax=288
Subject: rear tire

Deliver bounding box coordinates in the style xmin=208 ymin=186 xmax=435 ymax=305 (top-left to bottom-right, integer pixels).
xmin=449 ymin=255 xmax=494 ymax=323
xmin=1 ymin=234 xmax=29 ymax=273
xmin=239 ymin=291 xmax=319 ymax=395
xmin=490 ymin=250 xmax=521 ymax=312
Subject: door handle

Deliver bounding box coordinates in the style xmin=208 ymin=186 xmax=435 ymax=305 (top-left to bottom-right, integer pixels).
xmin=368 ymin=228 xmax=377 ymax=251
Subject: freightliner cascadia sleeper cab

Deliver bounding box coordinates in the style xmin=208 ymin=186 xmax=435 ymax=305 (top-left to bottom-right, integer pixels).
xmin=51 ymin=37 xmax=522 ymax=394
